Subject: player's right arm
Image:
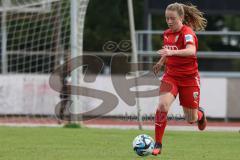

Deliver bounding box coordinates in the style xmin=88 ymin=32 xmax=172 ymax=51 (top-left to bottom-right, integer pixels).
xmin=153 ymin=56 xmax=166 ymax=75
xmin=153 ymin=30 xmax=168 ymax=76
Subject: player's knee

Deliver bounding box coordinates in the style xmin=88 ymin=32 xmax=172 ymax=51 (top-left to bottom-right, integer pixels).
xmin=158 ymin=102 xmax=169 ymax=112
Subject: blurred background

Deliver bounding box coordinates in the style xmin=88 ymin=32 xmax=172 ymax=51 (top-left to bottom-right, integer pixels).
xmin=0 ymin=0 xmax=239 ymax=130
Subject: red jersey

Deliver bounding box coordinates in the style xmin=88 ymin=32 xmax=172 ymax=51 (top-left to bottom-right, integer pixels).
xmin=163 ymin=25 xmax=199 ymax=78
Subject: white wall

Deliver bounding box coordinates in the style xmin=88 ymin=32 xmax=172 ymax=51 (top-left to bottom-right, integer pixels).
xmin=200 ymin=78 xmax=227 ymax=118
xmin=0 ymin=75 xmax=227 ymax=118
xmin=0 ymin=75 xmax=59 ymax=115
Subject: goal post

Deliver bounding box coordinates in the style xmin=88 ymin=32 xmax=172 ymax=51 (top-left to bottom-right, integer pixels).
xmin=70 ymin=0 xmax=89 ymax=123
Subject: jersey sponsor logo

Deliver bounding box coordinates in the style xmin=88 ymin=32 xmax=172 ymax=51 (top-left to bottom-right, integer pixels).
xmin=185 ymin=34 xmax=194 ymax=43
xmin=163 ymin=45 xmax=178 ymax=50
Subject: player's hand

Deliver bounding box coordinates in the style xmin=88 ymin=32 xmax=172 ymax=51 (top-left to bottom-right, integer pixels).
xmin=153 ymin=62 xmax=162 ymax=76
xmin=157 ymin=48 xmax=173 ymax=57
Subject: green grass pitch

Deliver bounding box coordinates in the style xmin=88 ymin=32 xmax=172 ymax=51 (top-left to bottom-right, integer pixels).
xmin=0 ymin=126 xmax=239 ymax=160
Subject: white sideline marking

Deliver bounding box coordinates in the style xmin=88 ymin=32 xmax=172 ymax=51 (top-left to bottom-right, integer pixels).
xmin=86 ymin=124 xmax=240 ymax=132
xmin=0 ymin=123 xmax=239 ymax=132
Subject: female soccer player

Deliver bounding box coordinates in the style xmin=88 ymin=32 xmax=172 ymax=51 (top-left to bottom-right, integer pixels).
xmin=152 ymin=2 xmax=207 ymax=156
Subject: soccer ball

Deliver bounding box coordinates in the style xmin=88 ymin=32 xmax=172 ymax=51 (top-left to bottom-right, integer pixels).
xmin=132 ymin=134 xmax=155 ymax=156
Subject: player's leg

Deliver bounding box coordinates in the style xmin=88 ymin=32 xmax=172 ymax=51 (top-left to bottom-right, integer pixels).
xmin=179 ymin=86 xmax=207 ymax=130
xmin=153 ymin=80 xmax=177 ymax=156
xmin=153 ymin=92 xmax=175 ymax=155
xmin=183 ymin=107 xmax=207 ymax=130
xmin=182 ymin=107 xmax=198 ymax=123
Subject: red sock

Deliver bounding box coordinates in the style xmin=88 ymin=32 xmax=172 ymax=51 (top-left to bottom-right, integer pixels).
xmin=155 ymin=110 xmax=167 ymax=144
xmin=197 ymin=110 xmax=203 ymax=121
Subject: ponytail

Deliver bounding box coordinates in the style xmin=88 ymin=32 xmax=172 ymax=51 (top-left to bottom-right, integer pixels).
xmin=166 ymin=3 xmax=207 ymax=31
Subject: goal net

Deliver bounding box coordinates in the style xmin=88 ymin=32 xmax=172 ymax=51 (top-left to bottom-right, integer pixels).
xmin=0 ymin=0 xmax=89 ymax=125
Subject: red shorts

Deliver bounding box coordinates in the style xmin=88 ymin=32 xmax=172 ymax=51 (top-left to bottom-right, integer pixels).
xmin=160 ymin=74 xmax=200 ymax=108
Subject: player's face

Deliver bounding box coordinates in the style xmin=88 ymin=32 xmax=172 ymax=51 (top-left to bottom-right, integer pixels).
xmin=165 ymin=10 xmax=183 ymax=32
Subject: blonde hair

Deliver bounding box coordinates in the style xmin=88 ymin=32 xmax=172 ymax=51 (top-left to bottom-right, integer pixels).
xmin=166 ymin=2 xmax=207 ymax=31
